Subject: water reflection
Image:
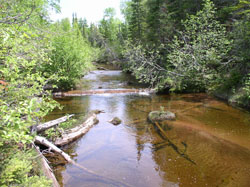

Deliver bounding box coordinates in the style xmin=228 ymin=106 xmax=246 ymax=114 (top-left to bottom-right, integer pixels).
xmin=46 ymin=71 xmax=250 ymax=187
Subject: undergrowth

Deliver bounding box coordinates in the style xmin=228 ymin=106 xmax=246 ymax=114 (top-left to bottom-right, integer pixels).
xmin=0 ymin=146 xmax=52 ymax=187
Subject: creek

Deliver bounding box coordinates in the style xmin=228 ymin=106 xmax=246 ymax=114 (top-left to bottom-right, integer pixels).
xmin=46 ymin=70 xmax=250 ymax=187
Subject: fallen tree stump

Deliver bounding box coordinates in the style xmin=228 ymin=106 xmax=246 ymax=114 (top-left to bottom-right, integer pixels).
xmin=54 ymin=113 xmax=99 ymax=146
xmin=37 ymin=114 xmax=74 ymax=133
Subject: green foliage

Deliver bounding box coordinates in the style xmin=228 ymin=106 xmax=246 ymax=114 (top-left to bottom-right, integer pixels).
xmin=214 ymin=1 xmax=250 ymax=108
xmin=233 ymin=90 xmax=250 ymax=109
xmin=43 ymin=118 xmax=77 ymax=141
xmin=0 ymin=0 xmax=59 ymax=185
xmin=122 ymin=41 xmax=166 ymax=87
xmin=43 ymin=18 xmax=94 ymax=90
xmin=78 ymin=18 xmax=89 ymax=38
xmin=123 ymin=0 xmax=233 ymax=93
xmin=0 ymin=2 xmax=59 ymax=145
xmin=128 ymin=0 xmax=146 ymax=42
xmin=112 ymin=0 xmax=249 ymax=107
xmin=96 ymin=8 xmax=125 ymax=62
xmin=243 ymin=75 xmax=250 ymax=100
xmin=162 ymin=0 xmax=232 ymax=92
xmin=59 ymin=118 xmax=77 ymax=130
xmin=99 ymin=8 xmax=117 ymax=42
xmin=0 ymin=150 xmax=52 ymax=187
xmin=146 ymin=0 xmax=175 ymax=46
xmin=42 ymin=113 xmax=96 ymax=142
xmin=232 ymin=15 xmax=250 ymax=62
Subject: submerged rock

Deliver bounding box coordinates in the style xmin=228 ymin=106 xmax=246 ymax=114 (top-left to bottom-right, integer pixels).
xmin=109 ymin=117 xmax=122 ymax=125
xmin=92 ymin=109 xmax=105 ymax=114
xmin=148 ymin=111 xmax=176 ymax=123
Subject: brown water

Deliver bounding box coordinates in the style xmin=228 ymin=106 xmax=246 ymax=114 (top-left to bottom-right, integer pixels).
xmin=47 ymin=70 xmax=250 ymax=187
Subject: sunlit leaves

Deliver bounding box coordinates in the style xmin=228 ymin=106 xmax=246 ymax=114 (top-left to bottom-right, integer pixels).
xmin=43 ymin=18 xmax=94 ymax=90
xmin=165 ymin=0 xmax=232 ymax=92
xmin=0 ymin=0 xmax=60 ymax=144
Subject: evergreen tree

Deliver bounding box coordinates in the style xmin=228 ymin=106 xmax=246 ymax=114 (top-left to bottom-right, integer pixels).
xmin=128 ymin=0 xmax=146 ymax=42
xmin=146 ymin=0 xmax=175 ymax=45
xmin=78 ymin=18 xmax=88 ymax=38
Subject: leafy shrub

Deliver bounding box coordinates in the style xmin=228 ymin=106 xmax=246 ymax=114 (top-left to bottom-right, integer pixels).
xmin=122 ymin=42 xmax=166 ymax=88
xmin=164 ymin=0 xmax=232 ymax=92
xmin=43 ymin=19 xmax=94 ymax=90
xmin=0 ymin=150 xmax=52 ymax=187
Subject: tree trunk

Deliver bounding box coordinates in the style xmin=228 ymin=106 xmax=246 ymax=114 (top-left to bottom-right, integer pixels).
xmin=37 ymin=114 xmax=74 ymax=133
xmin=35 ymin=136 xmax=72 ymax=162
xmin=54 ymin=113 xmax=98 ymax=146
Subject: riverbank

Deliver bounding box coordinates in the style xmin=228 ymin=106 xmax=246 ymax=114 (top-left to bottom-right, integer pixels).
xmin=213 ymin=86 xmax=250 ymax=110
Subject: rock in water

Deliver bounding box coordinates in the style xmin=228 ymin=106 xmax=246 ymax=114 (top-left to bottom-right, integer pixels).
xmin=109 ymin=117 xmax=122 ymax=125
xmin=148 ymin=111 xmax=176 ymax=123
xmin=92 ymin=109 xmax=105 ymax=114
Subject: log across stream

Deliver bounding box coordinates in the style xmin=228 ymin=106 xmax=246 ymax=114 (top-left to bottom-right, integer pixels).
xmin=53 ymin=88 xmax=155 ymax=97
xmin=44 ymin=70 xmax=250 ymax=187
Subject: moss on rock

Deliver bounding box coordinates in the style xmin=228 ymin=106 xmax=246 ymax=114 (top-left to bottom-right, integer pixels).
xmin=148 ymin=111 xmax=176 ymax=123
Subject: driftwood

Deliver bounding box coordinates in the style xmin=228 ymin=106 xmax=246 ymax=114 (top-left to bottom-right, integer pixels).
xmin=34 ymin=136 xmax=132 ymax=187
xmin=35 ymin=136 xmax=72 ymax=162
xmin=54 ymin=113 xmax=98 ymax=146
xmin=53 ymin=89 xmax=155 ymax=97
xmin=37 ymin=114 xmax=74 ymax=133
xmin=34 ymin=145 xmax=60 ymax=187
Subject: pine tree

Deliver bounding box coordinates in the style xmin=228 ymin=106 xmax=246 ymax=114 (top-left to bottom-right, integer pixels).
xmin=128 ymin=0 xmax=146 ymax=42
xmin=146 ymin=0 xmax=175 ymax=46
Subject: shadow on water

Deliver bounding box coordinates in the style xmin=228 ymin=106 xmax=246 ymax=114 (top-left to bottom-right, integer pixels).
xmin=45 ymin=70 xmax=250 ymax=187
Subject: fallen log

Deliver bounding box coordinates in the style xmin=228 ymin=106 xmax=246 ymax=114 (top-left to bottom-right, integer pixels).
xmin=54 ymin=113 xmax=98 ymax=146
xmin=37 ymin=114 xmax=74 ymax=133
xmin=35 ymin=136 xmax=72 ymax=162
xmin=34 ymin=145 xmax=60 ymax=187
xmin=35 ymin=136 xmax=101 ymax=176
xmin=34 ymin=136 xmax=132 ymax=187
xmin=53 ymin=89 xmax=155 ymax=97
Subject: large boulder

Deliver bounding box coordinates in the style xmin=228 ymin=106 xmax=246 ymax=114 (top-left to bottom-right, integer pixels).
xmin=148 ymin=111 xmax=176 ymax=123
